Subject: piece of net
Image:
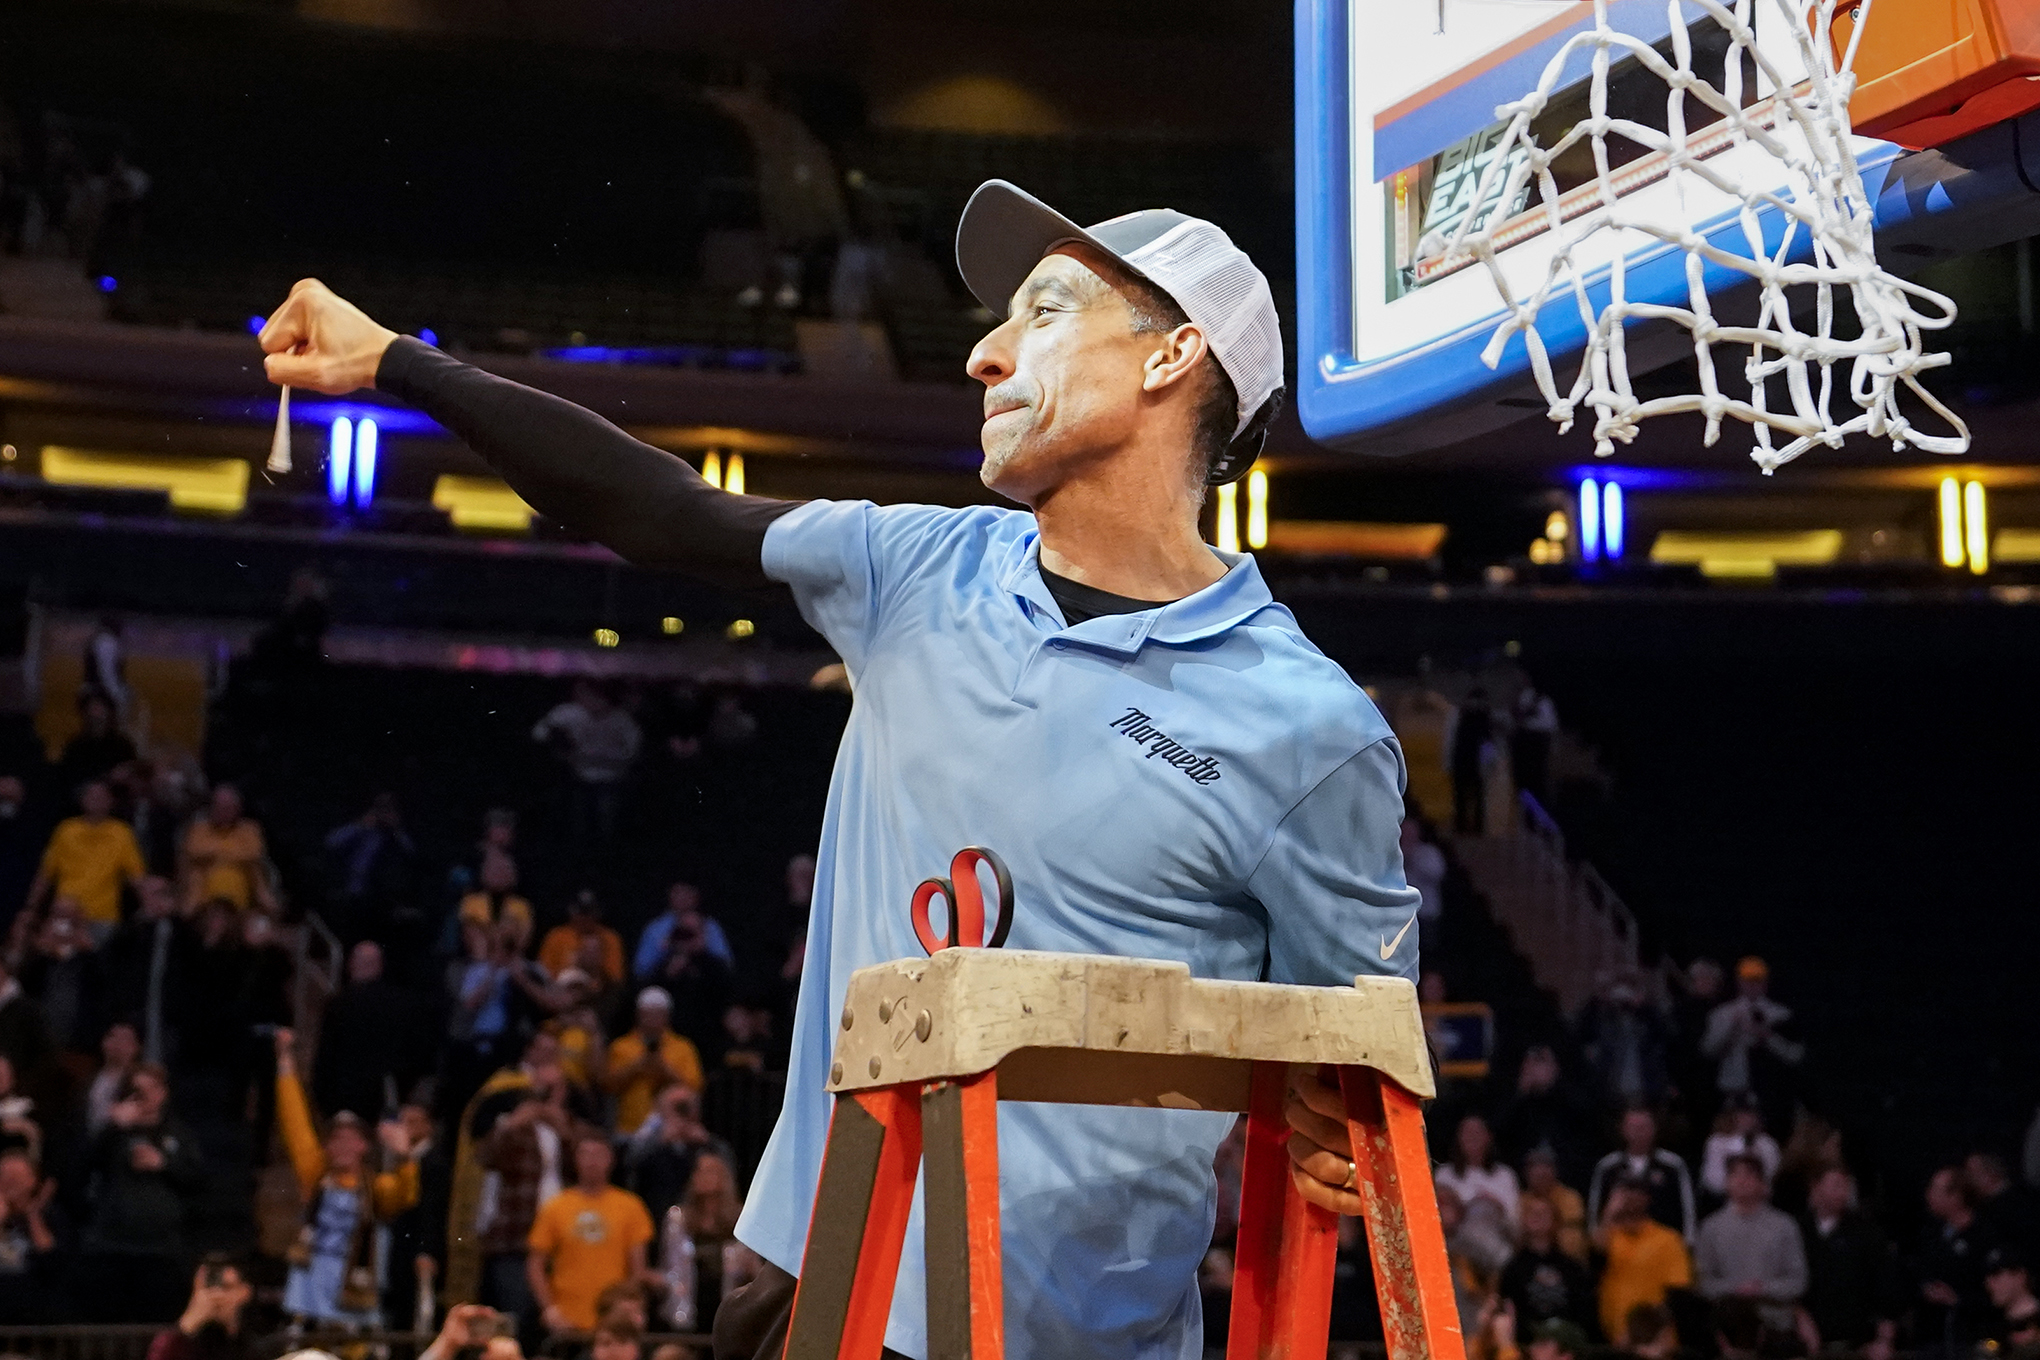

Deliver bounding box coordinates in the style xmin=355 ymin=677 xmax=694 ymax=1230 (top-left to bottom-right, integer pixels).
xmin=1421 ymin=0 xmax=1969 ymax=470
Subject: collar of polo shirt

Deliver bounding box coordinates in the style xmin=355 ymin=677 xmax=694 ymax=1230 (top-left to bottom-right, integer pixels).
xmin=998 ymin=531 xmax=1273 ymax=653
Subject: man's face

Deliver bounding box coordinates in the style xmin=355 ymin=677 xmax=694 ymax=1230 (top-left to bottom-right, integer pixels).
xmin=1986 ymin=1267 xmax=2030 ymax=1308
xmin=80 ymin=781 xmax=113 ymax=818
xmin=400 ymin=1105 xmax=434 ymax=1147
xmin=575 ymin=1137 xmax=614 ymax=1186
xmin=210 ymin=786 xmax=241 ymax=824
xmin=1612 ymin=1185 xmax=1646 ymax=1224
xmin=668 ymin=883 xmax=701 ymax=918
xmin=1726 ymin=1162 xmax=1767 ymax=1207
xmin=1928 ymin=1169 xmax=1966 ymax=1221
xmin=1622 ymin=1110 xmax=1656 ymax=1151
xmin=592 ymin=1334 xmax=639 ymax=1360
xmin=132 ymin=1071 xmax=167 ymax=1116
xmin=638 ymin=1003 xmax=669 ymax=1037
xmin=1808 ymin=1169 xmax=1851 ymax=1218
xmin=103 ymin=1023 xmax=140 ymax=1067
xmin=348 ymin=941 xmax=383 ymax=984
xmin=138 ymin=876 xmax=175 ymax=919
xmin=965 ymin=246 xmax=1178 ymax=503
xmin=0 ymin=776 xmax=23 ymax=811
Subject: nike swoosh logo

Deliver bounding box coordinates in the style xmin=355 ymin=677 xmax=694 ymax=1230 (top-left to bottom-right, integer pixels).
xmin=1380 ymin=911 xmax=1419 ymax=961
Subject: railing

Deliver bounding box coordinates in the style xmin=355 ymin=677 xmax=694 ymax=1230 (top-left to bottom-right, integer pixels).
xmin=1455 ymin=791 xmax=1646 ymax=1013
xmin=0 ymin=1328 xmax=716 ymax=1360
xmin=293 ymin=906 xmax=345 ymax=1038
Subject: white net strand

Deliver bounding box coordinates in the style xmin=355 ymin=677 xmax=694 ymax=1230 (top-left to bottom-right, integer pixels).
xmin=1423 ymin=0 xmax=1969 ymax=470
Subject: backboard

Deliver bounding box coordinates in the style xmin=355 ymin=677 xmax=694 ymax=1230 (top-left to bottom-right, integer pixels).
xmin=1296 ymin=0 xmax=2040 ymax=457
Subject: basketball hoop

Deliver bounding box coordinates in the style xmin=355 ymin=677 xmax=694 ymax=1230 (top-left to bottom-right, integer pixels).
xmin=1423 ymin=0 xmax=1971 ymax=470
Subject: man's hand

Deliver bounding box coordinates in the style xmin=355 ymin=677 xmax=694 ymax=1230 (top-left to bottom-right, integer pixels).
xmin=1283 ymin=1065 xmax=1363 ymax=1215
xmin=130 ymin=1141 xmax=167 ymax=1172
xmin=258 ymin=279 xmax=401 ymax=396
xmin=540 ymin=1303 xmax=572 ymax=1335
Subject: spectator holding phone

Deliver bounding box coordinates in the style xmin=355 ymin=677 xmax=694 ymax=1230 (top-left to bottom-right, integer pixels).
xmin=146 ymin=1256 xmax=256 ymax=1360
xmin=78 ymin=1061 xmax=204 ymax=1321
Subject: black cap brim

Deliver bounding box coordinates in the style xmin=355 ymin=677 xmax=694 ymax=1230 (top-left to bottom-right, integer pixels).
xmin=956 ymin=180 xmax=1108 ymax=318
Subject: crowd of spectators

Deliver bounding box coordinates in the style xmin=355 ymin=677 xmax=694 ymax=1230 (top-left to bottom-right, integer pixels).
xmin=0 ymin=664 xmax=2037 ymax=1360
xmin=1205 ymin=919 xmax=2040 ymax=1360
xmin=0 ymin=666 xmax=802 ymax=1356
xmin=0 ymin=107 xmax=151 ymax=269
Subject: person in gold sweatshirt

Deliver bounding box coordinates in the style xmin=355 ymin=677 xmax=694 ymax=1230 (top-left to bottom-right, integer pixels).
xmin=274 ymin=1026 xmax=420 ymax=1327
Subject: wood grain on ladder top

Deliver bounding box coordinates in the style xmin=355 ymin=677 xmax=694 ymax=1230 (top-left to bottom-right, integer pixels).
xmin=825 ymin=949 xmax=1435 ymax=1108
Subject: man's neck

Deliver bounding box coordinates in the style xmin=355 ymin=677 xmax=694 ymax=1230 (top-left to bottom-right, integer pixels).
xmin=575 ymin=1180 xmax=606 ymax=1196
xmin=1032 ymin=466 xmax=1226 ymax=603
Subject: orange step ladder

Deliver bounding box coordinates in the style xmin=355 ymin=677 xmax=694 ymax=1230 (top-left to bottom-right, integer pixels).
xmin=779 ymin=944 xmax=1467 ymax=1360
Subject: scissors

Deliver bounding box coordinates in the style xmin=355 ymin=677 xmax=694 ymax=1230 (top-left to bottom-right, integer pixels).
xmin=909 ymin=845 xmax=1015 ymax=953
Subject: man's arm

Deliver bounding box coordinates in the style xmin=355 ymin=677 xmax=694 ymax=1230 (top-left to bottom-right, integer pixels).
xmin=258 ymin=280 xmax=798 ymax=587
xmin=1257 ymin=738 xmax=1423 ymax=1214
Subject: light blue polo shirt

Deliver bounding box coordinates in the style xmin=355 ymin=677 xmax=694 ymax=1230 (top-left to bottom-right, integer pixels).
xmin=735 ymin=500 xmax=1420 ymax=1360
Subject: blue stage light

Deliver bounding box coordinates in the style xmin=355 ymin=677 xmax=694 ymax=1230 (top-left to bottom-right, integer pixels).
xmin=327 ymin=418 xmax=353 ymax=506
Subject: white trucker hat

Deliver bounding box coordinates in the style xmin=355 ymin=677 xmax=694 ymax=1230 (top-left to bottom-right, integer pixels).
xmin=956 ymin=180 xmax=1284 ymax=479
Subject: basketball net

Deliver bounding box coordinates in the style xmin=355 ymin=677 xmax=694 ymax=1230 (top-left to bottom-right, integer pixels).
xmin=1425 ymin=0 xmax=1970 ymax=470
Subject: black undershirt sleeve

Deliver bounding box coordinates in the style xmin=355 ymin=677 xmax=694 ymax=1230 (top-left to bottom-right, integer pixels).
xmin=374 ymin=336 xmax=800 ymax=588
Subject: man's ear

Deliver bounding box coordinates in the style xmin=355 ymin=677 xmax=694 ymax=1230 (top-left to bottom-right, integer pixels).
xmin=1142 ymin=323 xmax=1210 ymax=394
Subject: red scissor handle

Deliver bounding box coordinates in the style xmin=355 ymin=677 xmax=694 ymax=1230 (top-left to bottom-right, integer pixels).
xmin=910 ymin=845 xmax=1014 ymax=953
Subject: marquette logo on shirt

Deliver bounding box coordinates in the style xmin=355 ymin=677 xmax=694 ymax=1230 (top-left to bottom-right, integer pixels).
xmin=1108 ymin=708 xmax=1222 ymax=785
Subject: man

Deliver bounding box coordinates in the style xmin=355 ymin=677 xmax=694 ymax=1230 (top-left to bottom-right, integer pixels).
xmin=78 ymin=1062 xmax=205 ymax=1321
xmin=1984 ymin=1247 xmax=2040 ymax=1349
xmin=641 ymin=902 xmax=734 ymax=1054
xmin=1595 ymin=1175 xmax=1693 ymax=1344
xmin=479 ymin=1079 xmax=573 ymax=1323
xmin=1693 ymin=1153 xmax=1807 ymax=1329
xmin=1970 ymin=1151 xmax=2040 ymax=1260
xmin=1524 ymin=1318 xmax=1586 ymax=1360
xmin=625 ymin=1080 xmax=733 ymax=1224
xmin=261 ymin=177 xmax=1411 ymax=1360
xmin=631 ymin=882 xmax=735 ymax=980
xmin=526 ymin=1130 xmax=656 ymax=1335
xmin=1495 ymin=1045 xmax=1596 ymax=1191
xmin=322 ymin=791 xmax=416 ymax=946
xmin=1498 ymin=1195 xmax=1594 ymax=1331
xmin=532 ymin=681 xmax=640 ymax=855
xmin=1799 ymin=1164 xmax=1898 ymax=1355
xmin=100 ymin=875 xmax=194 ymax=1065
xmin=1517 ymin=1147 xmax=1588 ymax=1261
xmin=178 ymin=783 xmax=275 ymax=913
xmin=538 ymin=890 xmax=626 ymax=986
xmin=1700 ymin=956 xmax=1803 ymax=1127
xmin=314 ymin=940 xmax=425 ymax=1121
xmin=603 ymin=988 xmax=705 ymax=1136
xmin=145 ymin=1256 xmax=257 ymax=1360
xmin=385 ymin=1097 xmax=453 ymax=1332
xmin=1919 ymin=1164 xmax=2000 ymax=1350
xmin=1587 ymin=1106 xmax=1697 ymax=1241
xmin=27 ymin=777 xmax=144 ymax=935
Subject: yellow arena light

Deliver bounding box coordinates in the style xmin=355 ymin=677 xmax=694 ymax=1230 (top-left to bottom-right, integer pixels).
xmin=1214 ymin=482 xmax=1239 ymax=553
xmin=1964 ymin=481 xmax=1989 ymax=574
xmin=725 ymin=453 xmax=746 ymax=496
xmin=41 ymin=446 xmax=249 ymax=514
xmin=661 ymin=617 xmax=684 ymax=636
xmin=592 ymin=628 xmax=620 ymax=648
xmin=1544 ymin=510 xmax=1569 ymax=543
xmin=726 ymin=618 xmax=756 ymax=640
xmin=432 ymin=475 xmax=534 ymax=532
xmin=1245 ymin=467 xmax=1269 ymax=550
xmin=701 ymin=451 xmax=722 ymax=489
xmin=1939 ymin=477 xmax=1965 ymax=568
